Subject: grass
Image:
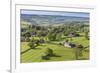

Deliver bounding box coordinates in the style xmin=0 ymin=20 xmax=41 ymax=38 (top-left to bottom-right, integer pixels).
xmin=21 ymin=42 xmax=30 ymax=52
xmin=21 ymin=33 xmax=89 ymax=63
xmin=21 ymin=43 xmax=75 ymax=63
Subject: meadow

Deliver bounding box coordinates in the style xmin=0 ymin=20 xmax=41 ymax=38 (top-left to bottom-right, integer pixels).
xmin=20 ymin=11 xmax=89 ymax=63
xmin=21 ymin=32 xmax=89 ymax=63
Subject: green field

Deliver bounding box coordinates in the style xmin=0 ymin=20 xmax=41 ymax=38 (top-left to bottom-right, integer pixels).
xmin=20 ymin=11 xmax=89 ymax=63
xmin=21 ymin=34 xmax=89 ymax=63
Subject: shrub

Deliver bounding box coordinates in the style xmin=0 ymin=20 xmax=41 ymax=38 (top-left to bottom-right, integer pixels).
xmin=59 ymin=43 xmax=62 ymax=45
xmin=75 ymin=44 xmax=84 ymax=59
xmin=35 ymin=40 xmax=40 ymax=46
xmin=28 ymin=41 xmax=35 ymax=49
xmin=42 ymin=48 xmax=54 ymax=60
xmin=46 ymin=48 xmax=53 ymax=56
xmin=42 ymin=56 xmax=50 ymax=60
xmin=25 ymin=37 xmax=30 ymax=42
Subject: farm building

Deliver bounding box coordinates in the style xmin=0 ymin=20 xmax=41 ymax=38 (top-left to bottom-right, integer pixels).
xmin=64 ymin=42 xmax=76 ymax=48
xmin=67 ymin=32 xmax=80 ymax=37
xmin=30 ymin=32 xmax=36 ymax=37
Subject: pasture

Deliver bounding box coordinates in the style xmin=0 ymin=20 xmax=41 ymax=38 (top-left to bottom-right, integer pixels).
xmin=21 ymin=33 xmax=89 ymax=63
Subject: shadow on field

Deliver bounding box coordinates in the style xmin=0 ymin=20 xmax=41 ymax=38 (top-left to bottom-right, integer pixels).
xmin=21 ymin=49 xmax=31 ymax=54
xmin=46 ymin=41 xmax=60 ymax=45
xmin=77 ymin=58 xmax=88 ymax=60
xmin=34 ymin=47 xmax=41 ymax=49
xmin=48 ymin=54 xmax=61 ymax=57
xmin=42 ymin=54 xmax=61 ymax=60
xmin=21 ymin=47 xmax=41 ymax=54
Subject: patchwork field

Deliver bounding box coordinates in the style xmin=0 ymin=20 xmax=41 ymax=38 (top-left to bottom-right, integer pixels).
xmin=20 ymin=10 xmax=90 ymax=63
xmin=21 ymin=34 xmax=89 ymax=63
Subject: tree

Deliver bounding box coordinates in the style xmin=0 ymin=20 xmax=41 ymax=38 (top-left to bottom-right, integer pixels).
xmin=47 ymin=32 xmax=53 ymax=41
xmin=77 ymin=45 xmax=84 ymax=56
xmin=42 ymin=48 xmax=54 ymax=60
xmin=44 ymin=48 xmax=53 ymax=56
xmin=74 ymin=44 xmax=84 ymax=60
xmin=24 ymin=31 xmax=31 ymax=38
xmin=47 ymin=31 xmax=58 ymax=41
xmin=35 ymin=40 xmax=40 ymax=46
xmin=25 ymin=37 xmax=30 ymax=42
xmin=47 ymin=48 xmax=53 ymax=56
xmin=51 ymin=33 xmax=57 ymax=41
xmin=85 ymin=31 xmax=89 ymax=40
xmin=28 ymin=41 xmax=35 ymax=49
xmin=36 ymin=26 xmax=41 ymax=30
xmin=30 ymin=37 xmax=34 ymax=42
xmin=65 ymin=39 xmax=69 ymax=42
xmin=56 ymin=33 xmax=62 ymax=41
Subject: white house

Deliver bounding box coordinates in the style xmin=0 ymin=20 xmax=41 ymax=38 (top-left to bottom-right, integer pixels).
xmin=64 ymin=42 xmax=71 ymax=48
xmin=64 ymin=42 xmax=76 ymax=48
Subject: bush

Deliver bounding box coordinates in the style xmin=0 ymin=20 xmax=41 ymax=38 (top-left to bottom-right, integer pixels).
xmin=65 ymin=39 xmax=69 ymax=42
xmin=46 ymin=48 xmax=53 ymax=56
xmin=77 ymin=45 xmax=84 ymax=50
xmin=28 ymin=41 xmax=35 ymax=49
xmin=39 ymin=39 xmax=45 ymax=43
xmin=59 ymin=43 xmax=62 ymax=45
xmin=84 ymin=49 xmax=89 ymax=52
xmin=74 ymin=33 xmax=80 ymax=37
xmin=35 ymin=40 xmax=40 ymax=46
xmin=25 ymin=37 xmax=30 ymax=42
xmin=30 ymin=37 xmax=34 ymax=42
xmin=75 ymin=44 xmax=84 ymax=59
xmin=42 ymin=56 xmax=50 ymax=60
xmin=42 ymin=48 xmax=54 ymax=60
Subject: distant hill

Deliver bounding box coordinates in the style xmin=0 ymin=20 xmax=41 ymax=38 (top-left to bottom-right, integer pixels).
xmin=21 ymin=14 xmax=89 ymax=26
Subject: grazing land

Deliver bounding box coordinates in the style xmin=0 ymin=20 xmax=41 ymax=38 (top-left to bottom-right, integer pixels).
xmin=20 ymin=11 xmax=90 ymax=63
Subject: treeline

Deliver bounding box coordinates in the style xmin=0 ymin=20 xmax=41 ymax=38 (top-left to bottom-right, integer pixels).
xmin=21 ymin=22 xmax=89 ymax=42
xmin=21 ymin=22 xmax=89 ymax=60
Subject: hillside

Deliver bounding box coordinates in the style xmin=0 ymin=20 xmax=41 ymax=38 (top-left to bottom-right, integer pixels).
xmin=21 ymin=14 xmax=89 ymax=26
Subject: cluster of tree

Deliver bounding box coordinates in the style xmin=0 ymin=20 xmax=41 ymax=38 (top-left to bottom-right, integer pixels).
xmin=85 ymin=31 xmax=89 ymax=40
xmin=74 ymin=44 xmax=84 ymax=60
xmin=21 ymin=22 xmax=89 ymax=42
xmin=42 ymin=48 xmax=54 ymax=60
xmin=21 ymin=22 xmax=89 ymax=60
xmin=28 ymin=38 xmax=45 ymax=49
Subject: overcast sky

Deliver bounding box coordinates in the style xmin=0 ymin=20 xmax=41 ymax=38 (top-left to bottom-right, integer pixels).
xmin=21 ymin=10 xmax=89 ymax=18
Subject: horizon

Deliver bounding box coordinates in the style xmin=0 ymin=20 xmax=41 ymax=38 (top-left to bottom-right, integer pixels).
xmin=21 ymin=10 xmax=90 ymax=18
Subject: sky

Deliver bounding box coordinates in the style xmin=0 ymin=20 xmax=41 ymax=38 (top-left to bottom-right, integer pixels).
xmin=21 ymin=9 xmax=89 ymax=18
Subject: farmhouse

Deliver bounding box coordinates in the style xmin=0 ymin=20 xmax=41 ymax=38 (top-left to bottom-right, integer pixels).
xmin=64 ymin=42 xmax=76 ymax=48
xmin=30 ymin=32 xmax=36 ymax=37
xmin=67 ymin=32 xmax=80 ymax=37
